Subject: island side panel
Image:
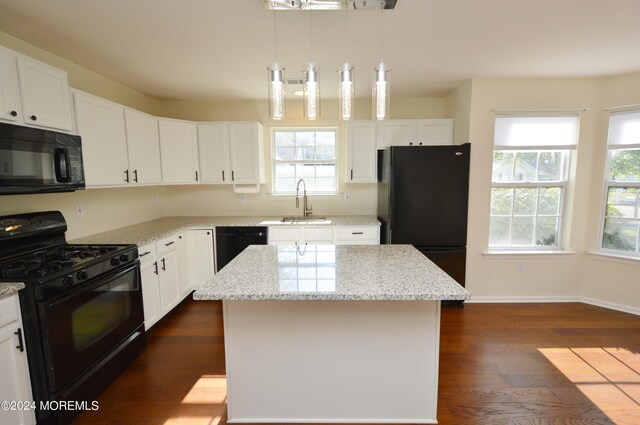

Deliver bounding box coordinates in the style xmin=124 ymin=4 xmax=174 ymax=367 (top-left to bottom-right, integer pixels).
xmin=223 ymin=300 xmax=441 ymax=424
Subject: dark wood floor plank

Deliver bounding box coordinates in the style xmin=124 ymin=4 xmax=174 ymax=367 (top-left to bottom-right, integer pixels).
xmin=72 ymin=300 xmax=640 ymax=425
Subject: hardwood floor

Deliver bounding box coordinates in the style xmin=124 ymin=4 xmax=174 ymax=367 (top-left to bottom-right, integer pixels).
xmin=72 ymin=300 xmax=640 ymax=425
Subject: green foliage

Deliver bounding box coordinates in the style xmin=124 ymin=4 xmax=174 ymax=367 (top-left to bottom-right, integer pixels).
xmin=609 ymin=149 xmax=640 ymax=181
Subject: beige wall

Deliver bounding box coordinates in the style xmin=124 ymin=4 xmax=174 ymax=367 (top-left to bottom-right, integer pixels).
xmin=464 ymin=77 xmax=603 ymax=301
xmin=579 ymin=71 xmax=640 ymax=313
xmin=445 ymin=80 xmax=472 ymax=144
xmin=0 ymin=30 xmax=166 ymax=239
xmin=160 ymin=97 xmax=446 ymax=217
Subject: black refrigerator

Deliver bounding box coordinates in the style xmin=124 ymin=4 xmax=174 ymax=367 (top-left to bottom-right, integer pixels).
xmin=377 ymin=143 xmax=471 ymax=287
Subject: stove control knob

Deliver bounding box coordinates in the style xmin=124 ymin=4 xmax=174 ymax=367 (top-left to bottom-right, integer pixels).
xmin=62 ymin=275 xmax=75 ymax=286
xmin=111 ymin=257 xmax=121 ymax=266
xmin=119 ymin=254 xmax=129 ymax=263
xmin=77 ymin=270 xmax=89 ymax=280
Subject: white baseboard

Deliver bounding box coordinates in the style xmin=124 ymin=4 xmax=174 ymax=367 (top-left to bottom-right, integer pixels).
xmin=465 ymin=295 xmax=639 ymax=316
xmin=581 ymin=297 xmax=640 ymax=316
xmin=466 ymin=296 xmax=580 ymax=303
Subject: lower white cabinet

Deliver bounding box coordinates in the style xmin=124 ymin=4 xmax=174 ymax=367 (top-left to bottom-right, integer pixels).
xmin=269 ymin=225 xmax=379 ymax=245
xmin=157 ymin=249 xmax=180 ymax=314
xmin=0 ymin=294 xmax=35 ymax=425
xmin=140 ymin=259 xmax=162 ymax=330
xmin=176 ymin=229 xmax=214 ymax=297
xmin=334 ymin=226 xmax=380 ymax=245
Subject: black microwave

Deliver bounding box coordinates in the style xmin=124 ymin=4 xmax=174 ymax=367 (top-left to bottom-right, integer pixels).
xmin=0 ymin=122 xmax=85 ymax=195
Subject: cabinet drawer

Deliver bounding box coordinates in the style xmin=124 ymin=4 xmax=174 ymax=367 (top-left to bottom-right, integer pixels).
xmin=334 ymin=226 xmax=379 ymax=241
xmin=269 ymin=227 xmax=301 ymax=243
xmin=156 ymin=234 xmax=179 ymax=255
xmin=137 ymin=243 xmax=156 ymax=263
xmin=0 ymin=294 xmax=19 ymax=328
xmin=302 ymin=227 xmax=333 ymax=241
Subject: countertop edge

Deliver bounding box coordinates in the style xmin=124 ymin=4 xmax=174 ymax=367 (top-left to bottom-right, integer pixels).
xmin=0 ymin=282 xmax=25 ymax=297
xmin=192 ymin=293 xmax=470 ymax=301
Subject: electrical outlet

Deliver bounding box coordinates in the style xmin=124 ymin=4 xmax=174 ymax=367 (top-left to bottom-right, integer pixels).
xmin=75 ymin=204 xmax=84 ymax=217
xmin=516 ymin=261 xmax=524 ymax=272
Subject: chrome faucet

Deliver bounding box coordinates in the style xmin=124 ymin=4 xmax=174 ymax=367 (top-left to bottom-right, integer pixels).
xmin=295 ymin=178 xmax=313 ymax=218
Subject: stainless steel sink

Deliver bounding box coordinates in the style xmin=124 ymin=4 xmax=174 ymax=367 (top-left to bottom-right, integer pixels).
xmin=280 ymin=216 xmax=330 ymax=224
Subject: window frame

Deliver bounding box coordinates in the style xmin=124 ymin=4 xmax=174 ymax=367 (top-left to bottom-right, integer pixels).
xmin=598 ymin=139 xmax=640 ymax=258
xmin=488 ymin=114 xmax=578 ymax=252
xmin=271 ymin=127 xmax=339 ymax=196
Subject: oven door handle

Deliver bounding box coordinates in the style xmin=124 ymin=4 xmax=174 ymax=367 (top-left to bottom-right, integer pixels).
xmin=45 ymin=261 xmax=141 ymax=308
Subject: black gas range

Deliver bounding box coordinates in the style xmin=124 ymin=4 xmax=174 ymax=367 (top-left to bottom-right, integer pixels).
xmin=0 ymin=211 xmax=145 ymax=425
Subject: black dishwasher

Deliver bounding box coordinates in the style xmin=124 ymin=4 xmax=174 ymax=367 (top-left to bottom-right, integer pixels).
xmin=215 ymin=226 xmax=268 ymax=272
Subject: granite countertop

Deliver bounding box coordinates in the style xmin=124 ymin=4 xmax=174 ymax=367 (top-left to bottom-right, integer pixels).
xmin=72 ymin=215 xmax=380 ymax=246
xmin=193 ymin=244 xmax=470 ymax=301
xmin=0 ymin=282 xmax=25 ymax=297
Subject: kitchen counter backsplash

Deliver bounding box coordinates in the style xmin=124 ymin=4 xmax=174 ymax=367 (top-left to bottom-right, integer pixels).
xmin=71 ymin=215 xmax=380 ymax=246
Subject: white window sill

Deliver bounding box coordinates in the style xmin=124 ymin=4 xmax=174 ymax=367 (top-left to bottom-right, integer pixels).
xmin=483 ymin=250 xmax=578 ymax=259
xmin=588 ymin=251 xmax=640 ymax=265
xmin=265 ymin=193 xmax=346 ymax=201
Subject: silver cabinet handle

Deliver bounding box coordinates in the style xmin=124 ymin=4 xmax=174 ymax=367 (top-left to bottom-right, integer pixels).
xmin=165 ymin=241 xmax=175 ymax=247
xmin=140 ymin=251 xmax=151 ymax=257
xmin=352 ymin=232 xmax=364 ymax=235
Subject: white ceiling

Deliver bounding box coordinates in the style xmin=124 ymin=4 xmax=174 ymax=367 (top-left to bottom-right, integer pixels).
xmin=0 ymin=0 xmax=639 ymax=100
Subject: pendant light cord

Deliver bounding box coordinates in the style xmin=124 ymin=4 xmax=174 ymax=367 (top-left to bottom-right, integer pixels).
xmin=344 ymin=4 xmax=348 ymax=62
xmin=379 ymin=6 xmax=384 ymax=63
xmin=273 ymin=4 xmax=278 ymax=62
xmin=309 ymin=7 xmax=313 ymax=62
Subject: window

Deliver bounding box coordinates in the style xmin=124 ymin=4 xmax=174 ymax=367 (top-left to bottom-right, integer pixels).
xmin=489 ymin=115 xmax=578 ymax=250
xmin=600 ymin=110 xmax=640 ymax=256
xmin=272 ymin=129 xmax=337 ymax=194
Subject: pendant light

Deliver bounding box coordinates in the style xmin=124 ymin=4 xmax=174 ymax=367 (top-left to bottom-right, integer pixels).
xmin=338 ymin=5 xmax=354 ymax=120
xmin=373 ymin=7 xmax=390 ymax=120
xmin=303 ymin=7 xmax=319 ymax=120
xmin=268 ymin=5 xmax=285 ymax=120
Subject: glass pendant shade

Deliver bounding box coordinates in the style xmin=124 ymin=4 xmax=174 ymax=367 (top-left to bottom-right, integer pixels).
xmin=268 ymin=63 xmax=286 ymax=120
xmin=303 ymin=63 xmax=320 ymax=120
xmin=373 ymin=62 xmax=390 ymax=120
xmin=338 ymin=63 xmax=354 ymax=120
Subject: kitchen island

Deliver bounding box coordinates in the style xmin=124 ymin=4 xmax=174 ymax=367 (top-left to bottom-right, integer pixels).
xmin=194 ymin=244 xmax=469 ymax=424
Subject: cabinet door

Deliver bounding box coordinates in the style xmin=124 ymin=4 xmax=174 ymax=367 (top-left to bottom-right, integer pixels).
xmin=125 ymin=108 xmax=162 ymax=184
xmin=158 ymin=250 xmax=180 ymax=314
xmin=187 ymin=229 xmax=215 ymax=288
xmin=17 ymin=56 xmax=72 ymax=131
xmin=377 ymin=120 xmax=415 ymax=147
xmin=198 ymin=123 xmax=230 ymax=184
xmin=140 ymin=260 xmax=162 ymax=330
xmin=0 ymin=49 xmax=22 ymax=123
xmin=73 ymin=91 xmax=129 ymax=186
xmin=158 ymin=119 xmax=199 ymax=184
xmin=228 ymin=122 xmax=264 ymax=185
xmin=346 ymin=121 xmax=377 ymax=183
xmin=416 ymin=119 xmax=454 ymax=145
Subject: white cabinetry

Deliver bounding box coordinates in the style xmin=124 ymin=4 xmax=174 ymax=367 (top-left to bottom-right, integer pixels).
xmin=198 ymin=122 xmax=264 ymax=185
xmin=0 ymin=294 xmax=35 ymax=425
xmin=269 ymin=226 xmax=379 ymax=245
xmin=346 ymin=121 xmax=377 ymax=183
xmin=73 ymin=91 xmax=128 ymax=186
xmin=183 ymin=229 xmax=215 ymax=295
xmin=139 ymin=249 xmax=162 ymax=331
xmin=377 ymin=119 xmax=453 ymax=148
xmin=0 ymin=46 xmax=72 ymax=131
xmin=159 ymin=118 xmax=199 ymax=184
xmin=334 ymin=226 xmax=380 ymax=245
xmin=124 ymin=108 xmax=162 ymax=184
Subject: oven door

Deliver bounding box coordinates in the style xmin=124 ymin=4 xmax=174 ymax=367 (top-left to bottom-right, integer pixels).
xmin=38 ymin=262 xmax=143 ymax=391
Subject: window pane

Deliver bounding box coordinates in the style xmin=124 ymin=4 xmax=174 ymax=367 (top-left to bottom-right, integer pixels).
xmin=316 ymin=132 xmax=335 ymax=146
xmin=608 ymin=149 xmax=640 ymax=182
xmin=296 ymin=132 xmax=315 ymax=146
xmin=514 ymin=152 xmax=537 ymax=181
xmin=514 ymin=188 xmax=537 ymax=215
xmin=511 ymin=217 xmax=535 ymax=245
xmin=275 ymin=146 xmax=295 ymax=160
xmin=275 ymin=163 xmax=295 ymax=178
xmin=299 ymin=147 xmax=316 ymax=160
xmin=275 ymin=132 xmax=294 ymax=146
xmin=536 ymin=216 xmax=558 ymax=246
xmin=490 ymin=188 xmax=513 ymax=215
xmin=538 ymin=151 xmax=564 ymax=181
xmin=316 ymin=146 xmax=336 ymax=160
xmin=489 ymin=217 xmax=510 ymax=246
xmin=275 ymin=178 xmax=296 ymax=192
xmin=296 ymin=163 xmax=315 ymax=178
xmin=316 ymin=178 xmax=335 ymax=192
xmin=606 ymin=187 xmax=640 ymax=219
xmin=602 ymin=218 xmax=639 ymax=252
xmin=538 ymin=188 xmax=561 ymax=215
xmin=492 ymin=152 xmax=514 ymax=182
xmin=316 ymin=164 xmax=335 ymax=177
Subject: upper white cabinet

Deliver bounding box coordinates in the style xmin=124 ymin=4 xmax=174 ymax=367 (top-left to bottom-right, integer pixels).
xmin=198 ymin=122 xmax=230 ymax=184
xmin=0 ymin=48 xmax=22 ymax=124
xmin=0 ymin=46 xmax=72 ymax=131
xmin=198 ymin=121 xmax=264 ymax=185
xmin=124 ymin=108 xmax=162 ymax=185
xmin=159 ymin=118 xmax=199 ymax=184
xmin=377 ymin=119 xmax=453 ymax=148
xmin=73 ymin=91 xmax=129 ymax=186
xmin=346 ymin=120 xmax=377 ymax=183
